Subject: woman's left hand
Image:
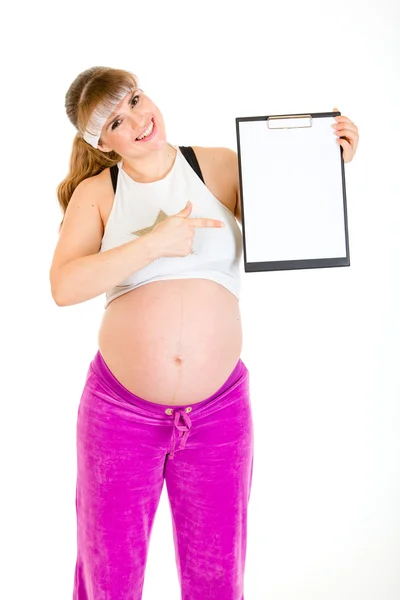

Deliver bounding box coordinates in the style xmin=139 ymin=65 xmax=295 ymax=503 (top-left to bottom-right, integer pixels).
xmin=332 ymin=107 xmax=359 ymax=163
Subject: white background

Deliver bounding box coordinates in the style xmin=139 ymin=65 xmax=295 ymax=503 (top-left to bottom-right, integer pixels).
xmin=1 ymin=0 xmax=399 ymax=599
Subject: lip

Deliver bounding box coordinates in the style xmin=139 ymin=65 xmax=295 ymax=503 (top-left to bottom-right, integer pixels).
xmin=135 ymin=118 xmax=156 ymax=142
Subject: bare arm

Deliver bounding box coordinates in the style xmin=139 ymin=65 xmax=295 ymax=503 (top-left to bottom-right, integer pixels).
xmin=52 ymin=236 xmax=158 ymax=306
xmin=228 ymin=149 xmax=242 ymax=225
xmin=49 ymin=175 xmax=159 ymax=307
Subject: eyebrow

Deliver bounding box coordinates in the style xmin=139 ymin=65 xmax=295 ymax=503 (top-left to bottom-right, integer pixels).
xmin=106 ymin=89 xmax=138 ymax=130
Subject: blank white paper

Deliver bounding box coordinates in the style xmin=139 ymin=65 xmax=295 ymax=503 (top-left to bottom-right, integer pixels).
xmin=238 ymin=115 xmax=347 ymax=263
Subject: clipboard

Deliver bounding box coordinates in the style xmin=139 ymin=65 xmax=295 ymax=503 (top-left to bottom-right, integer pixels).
xmin=235 ymin=111 xmax=350 ymax=273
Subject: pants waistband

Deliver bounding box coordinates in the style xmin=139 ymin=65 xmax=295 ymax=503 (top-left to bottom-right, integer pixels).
xmin=88 ymin=350 xmax=247 ymax=416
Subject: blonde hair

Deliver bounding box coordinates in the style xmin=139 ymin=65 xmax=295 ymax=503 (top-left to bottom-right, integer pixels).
xmin=56 ymin=66 xmax=139 ymax=232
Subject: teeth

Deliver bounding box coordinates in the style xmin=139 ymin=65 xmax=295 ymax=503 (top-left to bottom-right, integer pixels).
xmin=136 ymin=120 xmax=154 ymax=140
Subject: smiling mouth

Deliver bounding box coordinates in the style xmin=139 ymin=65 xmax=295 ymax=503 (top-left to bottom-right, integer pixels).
xmin=135 ymin=118 xmax=156 ymax=141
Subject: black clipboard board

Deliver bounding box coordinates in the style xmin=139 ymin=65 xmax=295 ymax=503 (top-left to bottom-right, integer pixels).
xmin=235 ymin=111 xmax=350 ymax=273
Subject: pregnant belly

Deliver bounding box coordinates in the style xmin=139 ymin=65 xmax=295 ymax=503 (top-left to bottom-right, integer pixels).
xmin=97 ymin=279 xmax=243 ymax=405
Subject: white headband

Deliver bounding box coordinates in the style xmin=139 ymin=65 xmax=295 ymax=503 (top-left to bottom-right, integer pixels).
xmin=82 ymin=85 xmax=135 ymax=149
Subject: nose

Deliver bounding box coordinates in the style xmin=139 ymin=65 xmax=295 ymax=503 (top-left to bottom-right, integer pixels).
xmin=128 ymin=114 xmax=150 ymax=136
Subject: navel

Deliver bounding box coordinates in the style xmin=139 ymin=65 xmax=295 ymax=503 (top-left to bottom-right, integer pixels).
xmin=172 ymin=355 xmax=184 ymax=367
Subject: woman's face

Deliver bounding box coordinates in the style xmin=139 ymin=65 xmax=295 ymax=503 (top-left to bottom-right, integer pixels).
xmin=97 ymin=89 xmax=167 ymax=156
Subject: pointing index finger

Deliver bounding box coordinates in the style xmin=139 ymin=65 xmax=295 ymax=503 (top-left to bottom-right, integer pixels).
xmin=190 ymin=217 xmax=225 ymax=228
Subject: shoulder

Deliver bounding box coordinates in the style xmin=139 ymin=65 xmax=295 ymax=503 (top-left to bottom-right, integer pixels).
xmin=68 ymin=168 xmax=113 ymax=205
xmin=79 ymin=167 xmax=114 ymax=192
xmin=73 ymin=168 xmax=114 ymax=226
xmin=191 ymin=145 xmax=237 ymax=170
xmin=191 ymin=146 xmax=241 ymax=223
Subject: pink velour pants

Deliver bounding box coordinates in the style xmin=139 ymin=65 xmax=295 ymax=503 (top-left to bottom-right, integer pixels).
xmin=73 ymin=350 xmax=254 ymax=600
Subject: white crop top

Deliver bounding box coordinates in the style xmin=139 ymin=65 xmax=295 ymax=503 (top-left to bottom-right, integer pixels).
xmin=99 ymin=144 xmax=242 ymax=308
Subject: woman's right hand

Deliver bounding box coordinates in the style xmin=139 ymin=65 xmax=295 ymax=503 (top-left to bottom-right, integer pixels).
xmin=148 ymin=200 xmax=225 ymax=258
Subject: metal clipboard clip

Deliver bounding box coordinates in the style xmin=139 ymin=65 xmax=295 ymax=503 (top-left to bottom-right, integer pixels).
xmin=267 ymin=114 xmax=313 ymax=129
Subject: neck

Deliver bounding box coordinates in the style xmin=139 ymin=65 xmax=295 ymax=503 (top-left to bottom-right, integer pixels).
xmin=121 ymin=142 xmax=177 ymax=183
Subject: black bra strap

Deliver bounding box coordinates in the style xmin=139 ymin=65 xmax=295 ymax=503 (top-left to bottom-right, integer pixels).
xmin=178 ymin=146 xmax=205 ymax=183
xmin=108 ymin=146 xmax=204 ymax=194
xmin=110 ymin=164 xmax=119 ymax=194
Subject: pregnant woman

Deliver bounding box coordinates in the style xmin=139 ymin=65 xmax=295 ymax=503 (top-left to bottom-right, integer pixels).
xmin=50 ymin=66 xmax=359 ymax=600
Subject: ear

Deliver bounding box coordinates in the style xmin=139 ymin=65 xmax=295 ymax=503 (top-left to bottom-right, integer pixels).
xmin=97 ymin=140 xmax=113 ymax=153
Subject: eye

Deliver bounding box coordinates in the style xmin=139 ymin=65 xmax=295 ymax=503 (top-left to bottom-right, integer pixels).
xmin=111 ymin=95 xmax=140 ymax=130
xmin=130 ymin=94 xmax=140 ymax=107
